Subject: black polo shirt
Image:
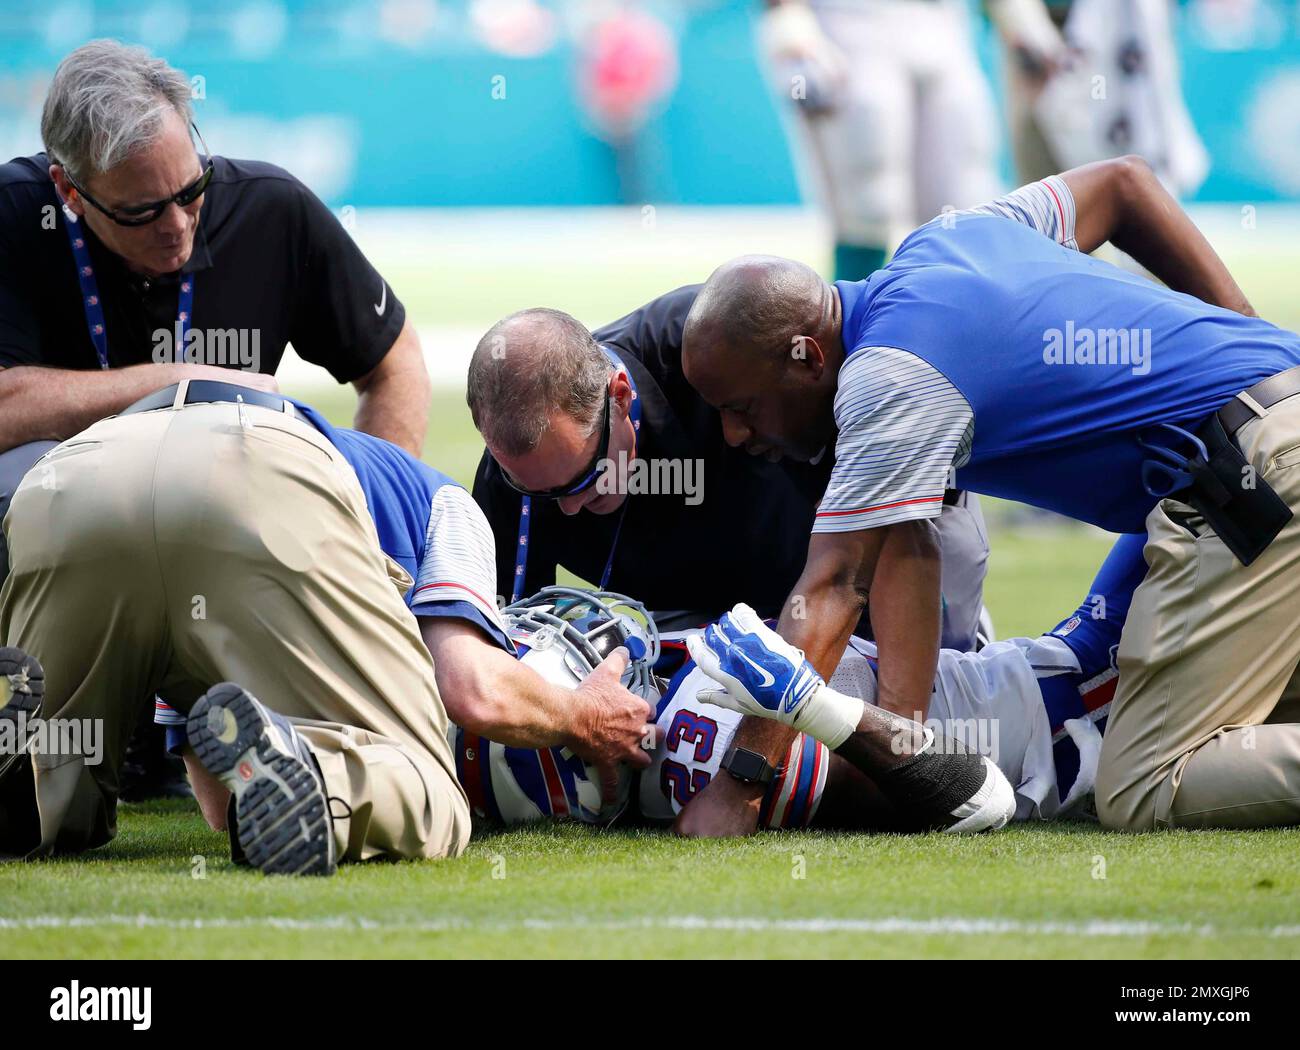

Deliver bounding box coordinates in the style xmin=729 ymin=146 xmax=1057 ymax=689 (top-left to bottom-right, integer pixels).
xmin=471 ymin=284 xmax=833 ymax=620
xmin=0 ymin=153 xmax=404 ymax=379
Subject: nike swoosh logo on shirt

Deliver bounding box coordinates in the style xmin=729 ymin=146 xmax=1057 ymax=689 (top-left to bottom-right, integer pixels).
xmin=735 ymin=649 xmax=776 ymax=689
xmin=374 ymin=282 xmax=387 ymax=316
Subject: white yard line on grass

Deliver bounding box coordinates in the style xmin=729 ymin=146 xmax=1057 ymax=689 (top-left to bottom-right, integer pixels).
xmin=2 ymin=915 xmax=1298 ymax=938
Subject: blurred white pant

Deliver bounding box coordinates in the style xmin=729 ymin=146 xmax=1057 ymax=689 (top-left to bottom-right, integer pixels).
xmin=1007 ymin=0 xmax=1208 ymax=194
xmin=779 ymin=0 xmax=1001 ymax=247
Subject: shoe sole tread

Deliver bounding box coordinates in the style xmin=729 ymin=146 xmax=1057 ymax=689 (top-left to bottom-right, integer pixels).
xmin=187 ymin=683 xmax=335 ymax=876
xmin=0 ymin=647 xmax=44 ymax=716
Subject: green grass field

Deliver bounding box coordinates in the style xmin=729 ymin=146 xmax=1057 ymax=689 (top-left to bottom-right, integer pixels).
xmin=3 ymin=402 xmax=1293 ymax=960
xmin=4 ymin=813 xmax=1299 ymax=959
xmin=4 ymin=212 xmax=1299 ymax=959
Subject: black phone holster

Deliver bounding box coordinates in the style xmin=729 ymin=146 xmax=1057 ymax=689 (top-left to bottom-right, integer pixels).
xmin=1183 ymin=412 xmax=1293 ymax=567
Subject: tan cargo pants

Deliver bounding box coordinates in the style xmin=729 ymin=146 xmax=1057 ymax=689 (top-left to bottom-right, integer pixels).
xmin=0 ymin=389 xmax=470 ymax=861
xmin=1098 ymin=394 xmax=1300 ymax=830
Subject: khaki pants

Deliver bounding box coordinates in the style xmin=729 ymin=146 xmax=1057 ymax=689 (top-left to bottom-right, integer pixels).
xmin=1098 ymin=394 xmax=1300 ymax=830
xmin=0 ymin=392 xmax=470 ymax=861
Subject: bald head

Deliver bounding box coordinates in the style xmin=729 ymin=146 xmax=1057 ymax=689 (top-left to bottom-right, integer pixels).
xmin=467 ymin=307 xmax=609 ymax=456
xmin=683 ymin=255 xmax=832 ymax=367
xmin=681 ymin=255 xmax=841 ymax=463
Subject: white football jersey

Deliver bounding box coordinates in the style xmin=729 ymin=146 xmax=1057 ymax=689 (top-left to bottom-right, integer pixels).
xmin=451 ymin=598 xmax=1102 ymax=828
xmin=640 ymin=630 xmax=1091 ymax=825
xmin=640 ymin=663 xmax=830 ymax=829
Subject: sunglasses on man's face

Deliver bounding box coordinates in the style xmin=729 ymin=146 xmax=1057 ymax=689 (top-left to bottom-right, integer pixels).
xmin=500 ymin=394 xmax=614 ymax=500
xmin=61 ymin=123 xmax=214 ymax=228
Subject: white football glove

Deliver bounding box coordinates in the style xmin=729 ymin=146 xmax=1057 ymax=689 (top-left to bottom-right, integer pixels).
xmin=685 ymin=603 xmax=865 ymax=749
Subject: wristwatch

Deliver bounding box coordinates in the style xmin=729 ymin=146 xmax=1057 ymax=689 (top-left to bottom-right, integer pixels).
xmin=721 ymin=744 xmax=775 ymax=786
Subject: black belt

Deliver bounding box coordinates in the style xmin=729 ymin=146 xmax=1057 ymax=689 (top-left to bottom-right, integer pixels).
xmin=120 ymin=381 xmax=310 ymax=425
xmin=1218 ymin=364 xmax=1300 ymax=437
xmin=1174 ymin=365 xmax=1300 ymax=566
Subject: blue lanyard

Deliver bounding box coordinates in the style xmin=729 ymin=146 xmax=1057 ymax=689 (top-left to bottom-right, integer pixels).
xmin=62 ymin=207 xmax=194 ymax=370
xmin=511 ymin=347 xmax=642 ymax=602
xmin=511 ymin=499 xmax=532 ymax=604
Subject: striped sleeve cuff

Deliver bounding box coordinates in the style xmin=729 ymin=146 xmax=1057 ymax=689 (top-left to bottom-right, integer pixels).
xmin=409 ymin=581 xmax=511 ymax=648
xmin=154 ymin=698 xmax=186 ymax=726
xmin=813 ymin=347 xmax=972 ymax=534
xmin=412 ymin=485 xmax=510 ymax=638
xmin=814 ymin=494 xmax=947 ymax=533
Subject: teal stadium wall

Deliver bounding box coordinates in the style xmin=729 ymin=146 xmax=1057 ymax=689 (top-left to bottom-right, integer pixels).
xmin=0 ymin=0 xmax=1297 ymax=206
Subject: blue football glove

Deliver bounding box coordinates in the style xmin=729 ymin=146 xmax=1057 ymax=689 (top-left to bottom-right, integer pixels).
xmin=685 ymin=603 xmax=864 ymax=748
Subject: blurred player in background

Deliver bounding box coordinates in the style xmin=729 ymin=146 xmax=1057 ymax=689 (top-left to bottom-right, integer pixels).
xmin=574 ymin=6 xmax=680 ymax=204
xmin=758 ymin=0 xmax=1000 ymax=279
xmin=988 ymin=0 xmax=1207 ymax=196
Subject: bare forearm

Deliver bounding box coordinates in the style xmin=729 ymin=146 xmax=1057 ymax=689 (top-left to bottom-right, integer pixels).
xmin=866 ymin=520 xmax=942 ymax=721
xmin=351 ymin=323 xmax=430 ymax=455
xmin=778 ymin=574 xmax=865 ymax=678
xmin=353 ymin=376 xmax=428 ymax=454
xmin=1064 ymin=157 xmax=1255 ymax=316
xmin=428 ymin=633 xmax=576 ymax=749
xmin=0 ymin=363 xmax=186 ymax=452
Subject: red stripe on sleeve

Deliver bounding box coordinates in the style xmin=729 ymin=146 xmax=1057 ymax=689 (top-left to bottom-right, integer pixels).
xmin=816 ymin=495 xmax=943 ymax=519
xmin=1043 ymin=180 xmax=1067 ymax=242
xmin=412 ymin=580 xmax=498 ymax=611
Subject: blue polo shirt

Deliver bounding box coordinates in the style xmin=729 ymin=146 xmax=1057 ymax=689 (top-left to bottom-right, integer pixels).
xmin=824 ymin=187 xmax=1300 ymax=534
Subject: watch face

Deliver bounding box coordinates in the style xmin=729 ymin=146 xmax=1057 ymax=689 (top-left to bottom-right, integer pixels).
xmin=725 ymin=747 xmax=771 ymax=784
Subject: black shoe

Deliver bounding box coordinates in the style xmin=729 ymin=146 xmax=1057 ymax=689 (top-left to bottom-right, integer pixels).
xmin=0 ymin=648 xmax=43 ymax=856
xmin=0 ymin=646 xmax=43 ymax=721
xmin=187 ymin=683 xmax=336 ymax=876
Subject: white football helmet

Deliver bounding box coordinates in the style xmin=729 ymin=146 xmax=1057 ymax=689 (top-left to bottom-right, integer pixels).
xmin=451 ymin=587 xmax=661 ymax=827
xmin=502 ymin=586 xmax=661 ymax=702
